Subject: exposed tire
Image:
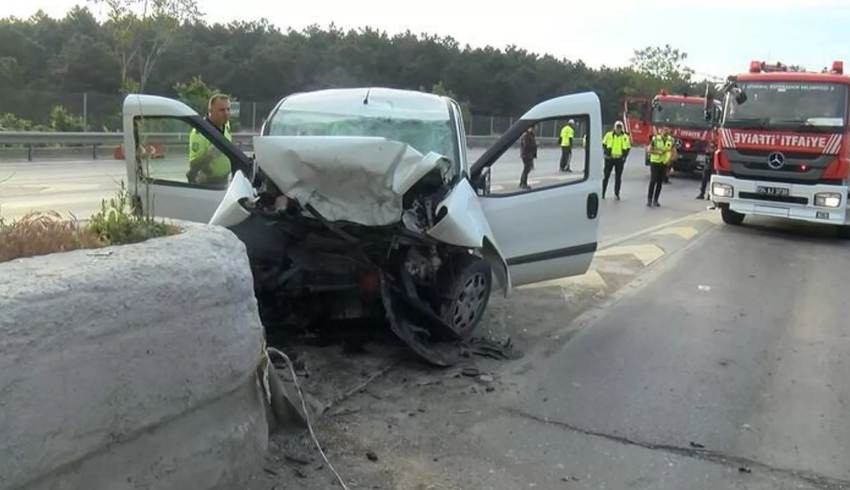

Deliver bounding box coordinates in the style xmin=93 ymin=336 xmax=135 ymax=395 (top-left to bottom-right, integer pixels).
xmin=721 ymin=205 xmax=745 ymax=226
xmin=837 ymin=225 xmax=850 ymax=239
xmin=438 ymin=255 xmax=492 ymax=339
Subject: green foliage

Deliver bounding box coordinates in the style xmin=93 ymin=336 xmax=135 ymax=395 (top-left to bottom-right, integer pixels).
xmin=174 ymin=75 xmax=219 ymax=113
xmin=0 ymin=112 xmax=48 ymax=131
xmin=631 ymin=44 xmax=694 ymax=83
xmin=87 ymin=181 xmax=176 ymax=245
xmin=0 ymin=7 xmax=701 ymax=126
xmin=48 ymin=105 xmax=85 ymax=131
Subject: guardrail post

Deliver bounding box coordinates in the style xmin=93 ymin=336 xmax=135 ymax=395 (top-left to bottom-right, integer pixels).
xmin=28 ymin=145 xmax=32 ymax=162
xmin=83 ymin=93 xmax=88 ymax=132
xmin=92 ymin=144 xmax=97 ymax=160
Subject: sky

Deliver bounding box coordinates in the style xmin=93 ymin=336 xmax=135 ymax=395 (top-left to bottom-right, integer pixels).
xmin=4 ymin=0 xmax=850 ymax=80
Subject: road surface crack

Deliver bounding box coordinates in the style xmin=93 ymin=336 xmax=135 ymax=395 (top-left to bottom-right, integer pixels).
xmin=506 ymin=408 xmax=850 ymax=490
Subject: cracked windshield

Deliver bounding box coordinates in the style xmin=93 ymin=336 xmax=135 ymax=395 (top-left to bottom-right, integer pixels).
xmin=2 ymin=1 xmax=849 ymax=489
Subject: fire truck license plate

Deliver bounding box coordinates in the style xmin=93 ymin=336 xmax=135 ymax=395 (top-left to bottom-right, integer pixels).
xmin=757 ymin=186 xmax=789 ymax=197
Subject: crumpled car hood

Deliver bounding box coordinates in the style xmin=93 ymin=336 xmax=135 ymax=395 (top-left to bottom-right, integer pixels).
xmin=253 ymin=136 xmax=450 ymax=226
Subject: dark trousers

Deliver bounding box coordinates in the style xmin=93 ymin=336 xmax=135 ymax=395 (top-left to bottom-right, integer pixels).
xmin=560 ymin=147 xmax=572 ymax=170
xmin=602 ymin=158 xmax=625 ymax=197
xmin=648 ymin=164 xmax=666 ymax=203
xmin=520 ymin=157 xmax=534 ymax=187
xmin=699 ymin=161 xmax=713 ymax=196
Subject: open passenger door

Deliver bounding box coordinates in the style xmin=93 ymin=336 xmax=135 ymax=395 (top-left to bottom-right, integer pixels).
xmin=470 ymin=92 xmax=603 ymax=287
xmin=121 ymin=94 xmax=253 ymax=222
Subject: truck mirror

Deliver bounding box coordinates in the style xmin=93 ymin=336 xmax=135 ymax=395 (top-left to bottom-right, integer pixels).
xmin=733 ymin=88 xmax=747 ymax=105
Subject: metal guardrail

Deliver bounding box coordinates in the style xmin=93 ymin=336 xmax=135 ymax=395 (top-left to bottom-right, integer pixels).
xmin=0 ymin=131 xmax=563 ymax=162
xmin=0 ymin=131 xmax=256 ymax=161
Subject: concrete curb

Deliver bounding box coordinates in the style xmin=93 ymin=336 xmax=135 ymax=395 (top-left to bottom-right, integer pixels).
xmin=0 ymin=225 xmax=269 ymax=489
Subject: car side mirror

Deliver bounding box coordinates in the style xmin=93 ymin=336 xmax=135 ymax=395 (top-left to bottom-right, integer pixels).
xmin=473 ymin=167 xmax=492 ymax=196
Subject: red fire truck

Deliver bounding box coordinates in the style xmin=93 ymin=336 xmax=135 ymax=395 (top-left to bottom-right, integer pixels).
xmin=624 ymin=91 xmax=719 ymax=172
xmin=709 ymin=61 xmax=850 ymax=237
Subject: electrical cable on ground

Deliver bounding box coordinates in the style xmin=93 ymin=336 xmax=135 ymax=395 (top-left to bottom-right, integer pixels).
xmin=267 ymin=347 xmax=351 ymax=490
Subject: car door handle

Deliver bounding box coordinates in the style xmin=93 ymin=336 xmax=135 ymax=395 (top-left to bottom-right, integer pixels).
xmin=587 ymin=193 xmax=599 ymax=219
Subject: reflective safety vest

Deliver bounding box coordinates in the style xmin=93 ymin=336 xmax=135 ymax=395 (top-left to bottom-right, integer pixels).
xmin=189 ymin=120 xmax=232 ymax=182
xmin=663 ymin=135 xmax=675 ymax=164
xmin=602 ymin=131 xmax=631 ymax=158
xmin=560 ymin=125 xmax=575 ymax=147
xmin=649 ymin=134 xmax=672 ymax=165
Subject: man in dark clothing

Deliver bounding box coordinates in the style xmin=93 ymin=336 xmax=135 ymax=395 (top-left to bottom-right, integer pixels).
xmin=519 ymin=126 xmax=537 ymax=189
xmin=697 ymin=155 xmax=713 ymax=199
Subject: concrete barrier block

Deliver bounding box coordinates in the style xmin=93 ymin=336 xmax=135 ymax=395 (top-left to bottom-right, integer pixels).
xmin=0 ymin=225 xmax=268 ymax=489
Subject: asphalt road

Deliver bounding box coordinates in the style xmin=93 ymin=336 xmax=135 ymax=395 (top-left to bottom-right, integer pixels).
xmin=479 ymin=215 xmax=850 ymax=489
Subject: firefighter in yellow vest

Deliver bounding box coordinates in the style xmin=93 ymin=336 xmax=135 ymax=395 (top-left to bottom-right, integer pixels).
xmin=647 ymin=127 xmax=673 ymax=207
xmin=601 ymin=121 xmax=631 ymax=200
xmin=187 ymin=94 xmax=233 ymax=185
xmin=559 ymin=119 xmax=576 ymax=172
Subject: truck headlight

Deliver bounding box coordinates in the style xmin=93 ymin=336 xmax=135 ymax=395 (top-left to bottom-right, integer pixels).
xmin=712 ymin=183 xmax=734 ymax=198
xmin=814 ymin=192 xmax=842 ymax=208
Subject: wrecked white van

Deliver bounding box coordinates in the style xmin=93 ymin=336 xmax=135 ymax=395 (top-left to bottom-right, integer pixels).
xmin=122 ymin=88 xmax=602 ymax=365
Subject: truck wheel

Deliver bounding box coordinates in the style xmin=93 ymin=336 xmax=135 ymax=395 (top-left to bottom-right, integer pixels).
xmin=721 ymin=205 xmax=745 ymax=226
xmin=837 ymin=225 xmax=850 ymax=239
xmin=438 ymin=255 xmax=492 ymax=339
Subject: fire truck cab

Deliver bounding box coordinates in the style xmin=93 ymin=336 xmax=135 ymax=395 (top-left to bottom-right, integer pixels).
xmin=710 ymin=60 xmax=850 ymax=237
xmin=624 ymin=91 xmax=719 ymax=172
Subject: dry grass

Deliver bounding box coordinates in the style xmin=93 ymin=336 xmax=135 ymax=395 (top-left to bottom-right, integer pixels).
xmin=0 ymin=212 xmax=104 ymax=263
xmin=0 ymin=182 xmax=178 ymax=264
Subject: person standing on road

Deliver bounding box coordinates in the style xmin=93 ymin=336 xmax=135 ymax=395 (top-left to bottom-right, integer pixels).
xmin=662 ymin=127 xmax=675 ymax=184
xmin=696 ymin=141 xmax=714 ymax=200
xmin=559 ymin=119 xmax=576 ymax=172
xmin=601 ymin=121 xmax=631 ymax=200
xmin=519 ymin=126 xmax=537 ymax=190
xmin=647 ymin=127 xmax=672 ymax=207
xmin=187 ymin=94 xmax=233 ymax=185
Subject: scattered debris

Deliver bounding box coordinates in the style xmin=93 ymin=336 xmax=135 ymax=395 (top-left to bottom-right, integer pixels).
xmin=366 ymin=451 xmax=379 ymax=462
xmin=479 ymin=374 xmax=494 ymax=383
xmin=689 ymin=441 xmax=705 ymax=449
xmin=461 ymin=367 xmax=481 ymax=377
xmin=485 ymin=386 xmax=495 ymax=393
xmin=330 ymin=407 xmax=362 ymax=417
xmin=284 ymin=454 xmax=311 ymax=466
xmin=738 ymin=467 xmax=752 ymax=474
xmin=697 ymin=284 xmax=712 ymax=292
xmin=464 ymin=336 xmax=523 ymax=360
xmin=294 ymin=468 xmax=308 ymax=478
xmin=263 ymin=468 xmax=279 ymax=476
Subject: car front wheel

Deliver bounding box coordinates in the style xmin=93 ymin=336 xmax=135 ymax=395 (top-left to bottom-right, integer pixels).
xmin=438 ymin=255 xmax=492 ymax=339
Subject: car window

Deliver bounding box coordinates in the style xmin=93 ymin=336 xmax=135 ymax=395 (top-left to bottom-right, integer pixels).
xmin=483 ymin=115 xmax=590 ymax=196
xmin=134 ymin=117 xmax=234 ymax=188
xmin=266 ymin=109 xmax=460 ymax=178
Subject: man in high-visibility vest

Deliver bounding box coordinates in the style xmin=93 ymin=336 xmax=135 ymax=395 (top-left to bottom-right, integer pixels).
xmin=662 ymin=127 xmax=676 ymax=184
xmin=647 ymin=126 xmax=673 ymax=207
xmin=187 ymin=94 xmax=233 ymax=185
xmin=559 ymin=119 xmax=576 ymax=172
xmin=601 ymin=121 xmax=631 ymax=200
